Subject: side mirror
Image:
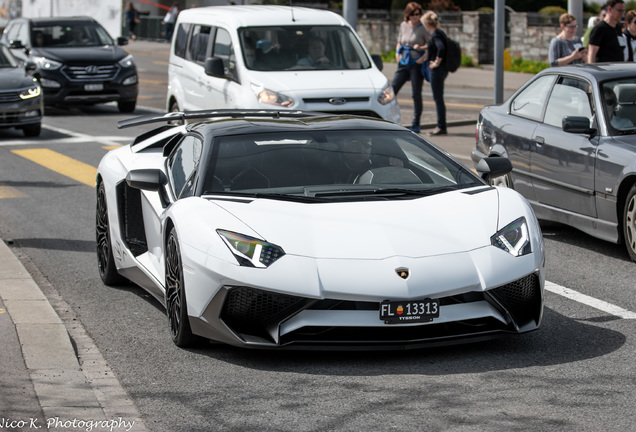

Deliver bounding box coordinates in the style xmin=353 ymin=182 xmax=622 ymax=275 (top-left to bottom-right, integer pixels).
xmin=24 ymin=60 xmax=37 ymax=72
xmin=117 ymin=37 xmax=129 ymax=46
xmin=126 ymin=169 xmax=167 ymax=191
xmin=371 ymin=54 xmax=383 ymax=71
xmin=562 ymin=116 xmax=596 ymax=135
xmin=204 ymin=57 xmax=225 ymax=77
xmin=476 ymin=157 xmax=513 ymax=183
xmin=9 ymin=39 xmax=24 ymax=49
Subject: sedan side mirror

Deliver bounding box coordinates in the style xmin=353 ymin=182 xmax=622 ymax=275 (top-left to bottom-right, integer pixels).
xmin=562 ymin=116 xmax=596 ymax=135
xmin=204 ymin=57 xmax=225 ymax=78
xmin=476 ymin=157 xmax=513 ymax=183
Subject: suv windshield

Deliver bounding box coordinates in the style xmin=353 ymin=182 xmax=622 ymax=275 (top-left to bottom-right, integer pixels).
xmin=202 ymin=129 xmax=481 ymax=200
xmin=238 ymin=26 xmax=372 ymax=71
xmin=31 ymin=22 xmax=114 ymax=48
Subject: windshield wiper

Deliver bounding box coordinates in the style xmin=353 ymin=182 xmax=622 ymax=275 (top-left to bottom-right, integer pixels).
xmin=203 ymin=190 xmax=326 ymax=203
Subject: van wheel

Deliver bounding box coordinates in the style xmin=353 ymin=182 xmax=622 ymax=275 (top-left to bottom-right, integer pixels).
xmin=118 ymin=100 xmax=136 ymax=113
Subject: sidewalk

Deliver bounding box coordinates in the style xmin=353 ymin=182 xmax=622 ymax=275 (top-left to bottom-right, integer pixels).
xmin=0 ymin=239 xmax=147 ymax=431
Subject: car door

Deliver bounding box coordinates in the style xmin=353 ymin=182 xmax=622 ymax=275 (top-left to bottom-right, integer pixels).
xmin=531 ymin=75 xmax=597 ymax=217
xmin=180 ymin=24 xmax=213 ymax=111
xmin=503 ymin=74 xmax=558 ymax=200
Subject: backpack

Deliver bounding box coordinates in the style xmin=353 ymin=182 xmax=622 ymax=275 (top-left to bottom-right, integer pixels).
xmin=445 ymin=37 xmax=462 ymax=73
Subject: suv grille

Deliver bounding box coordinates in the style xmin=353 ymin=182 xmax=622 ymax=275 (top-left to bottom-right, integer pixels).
xmin=62 ymin=64 xmax=119 ymax=81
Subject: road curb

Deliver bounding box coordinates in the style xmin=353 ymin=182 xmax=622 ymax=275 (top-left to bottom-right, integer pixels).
xmin=0 ymin=238 xmax=149 ymax=431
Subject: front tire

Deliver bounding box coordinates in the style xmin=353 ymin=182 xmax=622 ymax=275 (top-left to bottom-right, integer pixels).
xmin=23 ymin=123 xmax=41 ymax=137
xmin=165 ymin=228 xmax=198 ymax=347
xmin=118 ymin=99 xmax=136 ymax=113
xmin=623 ymin=184 xmax=636 ymax=262
xmin=96 ymin=182 xmax=126 ymax=285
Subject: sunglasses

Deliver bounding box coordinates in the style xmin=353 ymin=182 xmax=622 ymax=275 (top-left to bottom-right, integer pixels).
xmin=410 ymin=11 xmax=422 ymax=17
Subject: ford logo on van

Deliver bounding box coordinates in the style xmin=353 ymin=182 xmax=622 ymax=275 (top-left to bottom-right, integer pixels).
xmin=329 ymin=98 xmax=347 ymax=105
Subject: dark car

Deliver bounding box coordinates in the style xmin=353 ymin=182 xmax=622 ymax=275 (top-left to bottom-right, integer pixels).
xmin=472 ymin=63 xmax=636 ymax=262
xmin=1 ymin=16 xmax=138 ymax=113
xmin=0 ymin=45 xmax=43 ymax=136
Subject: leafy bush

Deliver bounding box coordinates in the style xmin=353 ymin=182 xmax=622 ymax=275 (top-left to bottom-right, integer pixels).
xmin=538 ymin=6 xmax=567 ymax=16
xmin=508 ymin=57 xmax=550 ymax=74
xmin=461 ymin=53 xmax=474 ymax=67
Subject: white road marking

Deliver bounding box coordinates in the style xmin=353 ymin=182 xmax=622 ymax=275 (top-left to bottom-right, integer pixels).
xmin=546 ymin=281 xmax=636 ymax=319
xmin=0 ymin=123 xmax=133 ymax=147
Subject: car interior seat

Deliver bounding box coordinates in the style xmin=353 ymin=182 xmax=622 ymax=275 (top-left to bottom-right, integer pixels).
xmin=615 ymin=83 xmax=636 ymax=125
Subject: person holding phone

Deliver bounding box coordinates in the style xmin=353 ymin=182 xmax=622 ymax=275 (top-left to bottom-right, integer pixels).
xmin=549 ymin=13 xmax=586 ymax=67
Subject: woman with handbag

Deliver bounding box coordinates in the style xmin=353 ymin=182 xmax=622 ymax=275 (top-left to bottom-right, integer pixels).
xmin=391 ymin=2 xmax=429 ymax=133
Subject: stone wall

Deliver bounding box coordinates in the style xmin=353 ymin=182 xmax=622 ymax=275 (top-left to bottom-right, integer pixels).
xmin=356 ymin=12 xmax=559 ymax=65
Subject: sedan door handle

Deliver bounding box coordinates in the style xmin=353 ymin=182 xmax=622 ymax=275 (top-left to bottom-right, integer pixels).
xmin=535 ymin=136 xmax=545 ymax=146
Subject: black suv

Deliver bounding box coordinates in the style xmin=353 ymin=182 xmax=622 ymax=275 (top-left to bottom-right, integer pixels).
xmin=1 ymin=16 xmax=138 ymax=113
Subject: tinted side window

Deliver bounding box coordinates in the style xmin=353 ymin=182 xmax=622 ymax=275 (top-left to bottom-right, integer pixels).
xmin=174 ymin=23 xmax=191 ymax=58
xmin=544 ymin=77 xmax=592 ymax=128
xmin=187 ymin=25 xmax=212 ymax=64
xmin=169 ymin=135 xmax=203 ymax=198
xmin=510 ymin=75 xmax=556 ymax=121
xmin=213 ymin=28 xmax=237 ymax=80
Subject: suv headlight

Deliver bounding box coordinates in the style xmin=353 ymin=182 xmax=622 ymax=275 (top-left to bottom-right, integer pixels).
xmin=118 ymin=54 xmax=135 ymax=68
xmin=491 ymin=217 xmax=531 ymax=257
xmin=34 ymin=56 xmax=62 ymax=70
xmin=251 ymin=83 xmax=293 ymax=107
xmin=19 ymin=84 xmax=41 ymax=100
xmin=378 ymin=83 xmax=395 ymax=105
xmin=217 ymin=229 xmax=285 ymax=268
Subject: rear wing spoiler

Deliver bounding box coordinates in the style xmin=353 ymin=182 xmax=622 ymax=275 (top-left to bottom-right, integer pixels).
xmin=117 ymin=109 xmax=325 ymax=129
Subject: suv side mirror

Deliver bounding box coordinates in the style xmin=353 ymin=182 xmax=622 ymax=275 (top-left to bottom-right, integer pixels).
xmin=371 ymin=54 xmax=383 ymax=71
xmin=117 ymin=37 xmax=129 ymax=46
xmin=562 ymin=116 xmax=596 ymax=135
xmin=204 ymin=57 xmax=225 ymax=77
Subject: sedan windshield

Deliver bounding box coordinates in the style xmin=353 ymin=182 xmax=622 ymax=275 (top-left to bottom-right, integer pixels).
xmin=602 ymin=79 xmax=636 ymax=134
xmin=202 ymin=130 xmax=482 ymax=200
xmin=238 ymin=26 xmax=372 ymax=71
xmin=31 ymin=22 xmax=114 ymax=48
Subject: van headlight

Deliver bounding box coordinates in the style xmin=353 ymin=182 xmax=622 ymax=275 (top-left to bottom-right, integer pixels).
xmin=251 ymin=83 xmax=293 ymax=107
xmin=378 ymin=83 xmax=395 ymax=105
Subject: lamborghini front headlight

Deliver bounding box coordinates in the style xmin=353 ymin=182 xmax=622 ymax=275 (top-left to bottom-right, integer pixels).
xmin=491 ymin=217 xmax=531 ymax=257
xmin=217 ymin=229 xmax=285 ymax=268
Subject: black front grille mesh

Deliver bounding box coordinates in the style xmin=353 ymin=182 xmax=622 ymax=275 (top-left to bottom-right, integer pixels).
xmin=489 ymin=273 xmax=541 ymax=327
xmin=221 ymin=287 xmax=309 ymax=341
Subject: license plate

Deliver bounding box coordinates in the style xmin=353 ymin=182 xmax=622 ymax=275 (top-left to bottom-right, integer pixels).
xmin=380 ymin=299 xmax=440 ymax=324
xmin=84 ymin=83 xmax=103 ymax=91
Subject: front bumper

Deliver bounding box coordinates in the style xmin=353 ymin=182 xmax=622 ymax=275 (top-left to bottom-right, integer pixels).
xmin=39 ymin=68 xmax=138 ymax=105
xmin=0 ymin=97 xmax=43 ymax=128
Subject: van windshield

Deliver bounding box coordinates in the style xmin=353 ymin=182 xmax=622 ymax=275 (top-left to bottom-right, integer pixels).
xmin=238 ymin=26 xmax=372 ymax=71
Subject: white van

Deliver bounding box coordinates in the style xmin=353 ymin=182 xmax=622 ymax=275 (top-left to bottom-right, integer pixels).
xmin=166 ymin=5 xmax=400 ymax=123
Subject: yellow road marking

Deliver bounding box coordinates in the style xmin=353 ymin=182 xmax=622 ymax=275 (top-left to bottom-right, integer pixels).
xmin=140 ymin=78 xmax=167 ymax=85
xmin=11 ymin=149 xmax=96 ymax=188
xmin=0 ymin=184 xmax=28 ymax=199
xmin=0 ymin=308 xmax=5 ymax=314
xmin=102 ymin=145 xmax=120 ymax=151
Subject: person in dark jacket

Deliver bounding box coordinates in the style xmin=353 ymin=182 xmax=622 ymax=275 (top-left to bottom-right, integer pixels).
xmin=422 ymin=11 xmax=448 ymax=136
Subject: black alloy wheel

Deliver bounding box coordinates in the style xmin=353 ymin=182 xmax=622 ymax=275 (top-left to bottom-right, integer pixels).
xmin=96 ymin=182 xmax=126 ymax=285
xmin=165 ymin=228 xmax=198 ymax=347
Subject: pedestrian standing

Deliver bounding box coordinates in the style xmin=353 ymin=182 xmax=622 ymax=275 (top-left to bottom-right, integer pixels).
xmin=548 ymin=13 xmax=586 ymax=66
xmin=391 ymin=2 xmax=429 ymax=133
xmin=422 ymin=11 xmax=448 ymax=136
xmin=623 ymin=10 xmax=636 ymax=61
xmin=162 ymin=2 xmax=179 ymax=42
xmin=125 ymin=2 xmax=139 ymax=40
xmin=588 ymin=0 xmax=626 ymax=63
xmin=582 ymin=6 xmax=607 ymax=48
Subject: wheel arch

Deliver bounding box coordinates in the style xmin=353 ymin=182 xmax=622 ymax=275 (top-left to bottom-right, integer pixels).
xmin=617 ymin=175 xmax=636 ymax=232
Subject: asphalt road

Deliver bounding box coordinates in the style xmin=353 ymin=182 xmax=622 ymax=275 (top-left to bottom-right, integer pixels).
xmin=0 ymin=43 xmax=634 ymax=432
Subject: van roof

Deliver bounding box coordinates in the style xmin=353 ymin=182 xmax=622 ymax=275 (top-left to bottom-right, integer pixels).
xmin=176 ymin=5 xmax=349 ymax=27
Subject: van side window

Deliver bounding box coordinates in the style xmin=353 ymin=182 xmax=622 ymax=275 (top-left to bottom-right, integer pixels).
xmin=213 ymin=28 xmax=237 ymax=80
xmin=174 ymin=23 xmax=191 ymax=59
xmin=187 ymin=25 xmax=212 ymax=64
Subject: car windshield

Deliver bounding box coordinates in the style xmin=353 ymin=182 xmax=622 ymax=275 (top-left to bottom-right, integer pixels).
xmin=238 ymin=26 xmax=372 ymax=71
xmin=30 ymin=22 xmax=114 ymax=48
xmin=0 ymin=46 xmax=19 ymax=68
xmin=202 ymin=130 xmax=482 ymax=201
xmin=602 ymin=79 xmax=636 ymax=134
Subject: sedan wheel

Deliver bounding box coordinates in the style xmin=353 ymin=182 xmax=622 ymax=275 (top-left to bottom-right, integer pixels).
xmin=96 ymin=183 xmax=126 ymax=285
xmin=623 ymin=184 xmax=636 ymax=262
xmin=165 ymin=228 xmax=198 ymax=347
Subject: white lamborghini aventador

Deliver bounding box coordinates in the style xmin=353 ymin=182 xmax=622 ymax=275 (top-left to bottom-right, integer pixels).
xmin=96 ymin=110 xmax=545 ymax=350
